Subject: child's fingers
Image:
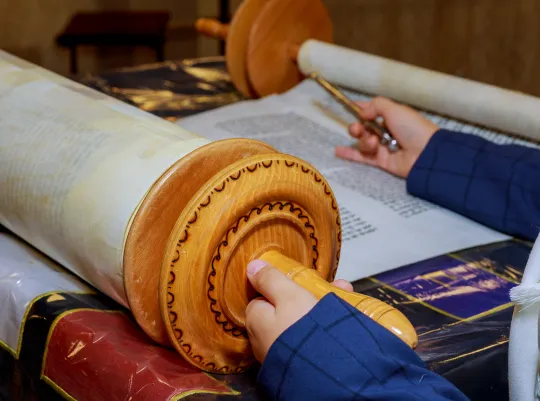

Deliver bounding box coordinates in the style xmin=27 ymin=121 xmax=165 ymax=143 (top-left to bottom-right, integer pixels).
xmin=354 ymin=100 xmax=378 ymax=120
xmin=335 ymin=146 xmax=378 ymax=167
xmin=246 ymin=260 xmax=312 ymax=307
xmin=354 ymin=100 xmax=371 ymax=109
xmin=244 ymin=297 xmax=276 ymax=362
xmin=245 ymin=297 xmax=275 ymax=331
xmin=369 ymin=97 xmax=398 ymax=119
xmin=348 ymin=122 xmax=366 ymax=138
xmin=356 ymin=133 xmax=380 ymax=154
xmin=332 ymin=279 xmax=353 ymax=292
xmin=349 ymin=98 xmax=389 ymax=138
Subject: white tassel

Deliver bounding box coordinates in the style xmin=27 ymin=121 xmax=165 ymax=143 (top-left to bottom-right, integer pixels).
xmin=510 ymin=282 xmax=540 ymax=306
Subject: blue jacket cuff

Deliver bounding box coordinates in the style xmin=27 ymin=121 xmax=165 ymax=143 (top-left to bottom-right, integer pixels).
xmin=257 ymin=293 xmax=468 ymax=401
xmin=406 ymin=128 xmax=465 ymax=199
xmin=406 ymin=128 xmax=540 ymax=241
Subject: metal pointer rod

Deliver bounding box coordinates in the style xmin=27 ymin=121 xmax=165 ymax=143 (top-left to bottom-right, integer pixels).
xmin=308 ymin=72 xmax=400 ymax=152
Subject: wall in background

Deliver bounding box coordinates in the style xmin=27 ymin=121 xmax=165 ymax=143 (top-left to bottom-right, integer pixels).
xmin=323 ymin=0 xmax=540 ymax=96
xmin=0 ymin=0 xmax=206 ymax=76
xmin=1 ymin=0 xmax=540 ymax=96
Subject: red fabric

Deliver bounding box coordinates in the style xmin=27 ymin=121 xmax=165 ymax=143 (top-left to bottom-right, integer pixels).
xmin=43 ymin=310 xmax=235 ymax=401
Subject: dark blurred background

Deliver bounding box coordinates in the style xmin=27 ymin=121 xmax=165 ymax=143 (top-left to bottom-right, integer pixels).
xmin=1 ymin=0 xmax=538 ymax=96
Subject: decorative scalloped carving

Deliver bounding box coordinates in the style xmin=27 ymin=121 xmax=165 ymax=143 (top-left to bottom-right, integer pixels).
xmin=166 ymin=159 xmax=341 ymax=373
xmin=207 ymin=201 xmax=320 ymax=338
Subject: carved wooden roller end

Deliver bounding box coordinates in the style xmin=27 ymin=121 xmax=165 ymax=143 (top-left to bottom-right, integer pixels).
xmin=159 ymin=151 xmax=418 ymax=374
xmin=194 ymin=0 xmax=334 ymax=98
xmin=195 ymin=18 xmax=229 ymax=39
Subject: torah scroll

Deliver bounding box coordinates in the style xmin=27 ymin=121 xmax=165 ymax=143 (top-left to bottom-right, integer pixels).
xmin=0 ymin=51 xmax=205 ymax=343
xmin=297 ymin=40 xmax=540 ymax=142
xmin=2 ymin=51 xmax=418 ymax=373
xmin=0 ymin=51 xmax=285 ymax=348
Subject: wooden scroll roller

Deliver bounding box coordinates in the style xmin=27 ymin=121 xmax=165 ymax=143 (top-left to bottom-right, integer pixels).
xmin=260 ymin=251 xmax=416 ymax=347
xmin=0 ymin=51 xmax=417 ymax=376
xmin=195 ymin=0 xmax=333 ymax=98
xmin=195 ymin=0 xmax=401 ymax=151
xmin=196 ymin=0 xmax=540 ymax=142
xmin=160 ymin=152 xmax=417 ymax=373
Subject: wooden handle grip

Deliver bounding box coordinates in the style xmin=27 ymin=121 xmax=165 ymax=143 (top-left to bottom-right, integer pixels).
xmin=195 ymin=18 xmax=229 ymax=40
xmin=260 ymin=251 xmax=418 ymax=348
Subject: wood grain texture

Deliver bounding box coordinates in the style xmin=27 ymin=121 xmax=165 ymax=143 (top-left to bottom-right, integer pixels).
xmin=246 ymin=0 xmax=332 ymax=97
xmin=124 ymin=138 xmax=276 ymax=345
xmin=225 ymin=0 xmax=270 ymax=97
xmin=198 ymin=0 xmax=540 ymax=97
xmin=195 ymin=18 xmax=230 ymax=39
xmin=160 ymin=153 xmax=342 ymax=373
xmin=194 ymin=0 xmax=333 ymax=97
xmin=159 ymin=151 xmax=417 ymax=373
xmin=195 ymin=0 xmax=271 ymax=97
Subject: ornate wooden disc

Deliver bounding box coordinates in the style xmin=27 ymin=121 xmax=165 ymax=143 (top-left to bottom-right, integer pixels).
xmin=246 ymin=0 xmax=333 ymax=97
xmin=124 ymin=138 xmax=276 ymax=345
xmin=225 ymin=0 xmax=270 ymax=98
xmin=160 ymin=153 xmax=341 ymax=373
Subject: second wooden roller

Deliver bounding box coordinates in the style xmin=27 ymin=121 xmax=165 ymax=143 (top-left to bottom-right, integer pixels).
xmin=196 ymin=0 xmax=332 ymax=97
xmin=197 ymin=0 xmax=540 ymax=139
xmin=160 ymin=151 xmax=418 ymax=373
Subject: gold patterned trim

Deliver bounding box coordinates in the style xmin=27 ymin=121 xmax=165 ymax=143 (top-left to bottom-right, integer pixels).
xmin=170 ymin=386 xmax=241 ymax=400
xmin=0 ymin=290 xmax=93 ymax=358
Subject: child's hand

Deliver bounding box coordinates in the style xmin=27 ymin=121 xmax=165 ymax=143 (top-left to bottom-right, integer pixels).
xmin=245 ymin=259 xmax=353 ymax=363
xmin=335 ymin=97 xmax=439 ymax=178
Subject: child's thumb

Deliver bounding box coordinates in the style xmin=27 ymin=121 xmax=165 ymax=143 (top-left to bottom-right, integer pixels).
xmin=246 ymin=259 xmax=308 ymax=306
